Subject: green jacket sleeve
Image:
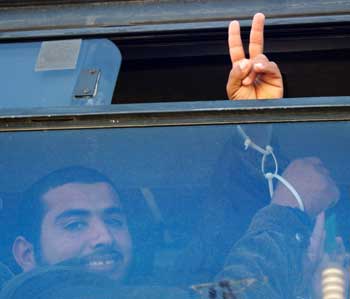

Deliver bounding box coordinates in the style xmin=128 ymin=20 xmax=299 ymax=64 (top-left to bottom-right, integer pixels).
xmin=216 ymin=204 xmax=312 ymax=299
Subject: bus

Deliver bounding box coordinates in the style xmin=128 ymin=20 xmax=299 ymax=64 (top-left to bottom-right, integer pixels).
xmin=0 ymin=1 xmax=349 ymax=298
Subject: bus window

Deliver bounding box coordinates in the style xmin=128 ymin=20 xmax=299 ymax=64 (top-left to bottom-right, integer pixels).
xmin=0 ymin=107 xmax=349 ymax=298
xmin=0 ymin=39 xmax=121 ymax=109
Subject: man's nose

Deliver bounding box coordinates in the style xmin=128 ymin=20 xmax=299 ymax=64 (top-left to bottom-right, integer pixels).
xmin=89 ymin=219 xmax=114 ymax=248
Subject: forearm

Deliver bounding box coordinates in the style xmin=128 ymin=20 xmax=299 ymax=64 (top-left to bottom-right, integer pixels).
xmin=216 ymin=204 xmax=312 ymax=299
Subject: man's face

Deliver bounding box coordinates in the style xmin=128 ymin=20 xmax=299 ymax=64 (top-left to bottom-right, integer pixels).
xmin=38 ymin=182 xmax=132 ymax=281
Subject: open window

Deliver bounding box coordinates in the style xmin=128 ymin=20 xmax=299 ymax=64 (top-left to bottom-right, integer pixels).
xmin=0 ymin=0 xmax=349 ymax=104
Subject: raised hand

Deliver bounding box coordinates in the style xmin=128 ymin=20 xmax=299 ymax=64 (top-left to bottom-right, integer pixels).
xmin=271 ymin=157 xmax=339 ymax=218
xmin=227 ymin=13 xmax=284 ymax=100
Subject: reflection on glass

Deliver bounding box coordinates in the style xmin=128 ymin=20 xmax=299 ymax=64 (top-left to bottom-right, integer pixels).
xmin=0 ymin=122 xmax=349 ymax=298
xmin=0 ymin=39 xmax=121 ymax=109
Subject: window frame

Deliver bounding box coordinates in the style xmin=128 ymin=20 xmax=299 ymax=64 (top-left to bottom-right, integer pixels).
xmin=1 ymin=97 xmax=350 ymax=132
xmin=0 ymin=0 xmax=349 ymax=40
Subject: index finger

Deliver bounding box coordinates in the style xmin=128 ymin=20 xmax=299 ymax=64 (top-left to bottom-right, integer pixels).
xmin=249 ymin=13 xmax=265 ymax=58
xmin=228 ymin=20 xmax=245 ymax=64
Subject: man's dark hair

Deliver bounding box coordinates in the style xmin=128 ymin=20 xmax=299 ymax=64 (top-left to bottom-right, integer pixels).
xmin=15 ymin=166 xmax=119 ymax=250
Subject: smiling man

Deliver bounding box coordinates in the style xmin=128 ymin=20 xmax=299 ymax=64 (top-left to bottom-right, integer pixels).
xmin=12 ymin=167 xmax=132 ymax=282
xmin=8 ymin=12 xmax=283 ymax=293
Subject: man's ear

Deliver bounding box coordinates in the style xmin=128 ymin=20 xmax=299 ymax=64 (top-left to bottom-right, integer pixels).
xmin=12 ymin=236 xmax=37 ymax=272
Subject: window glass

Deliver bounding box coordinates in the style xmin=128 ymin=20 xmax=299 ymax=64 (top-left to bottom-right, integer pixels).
xmin=0 ymin=39 xmax=121 ymax=109
xmin=0 ymin=121 xmax=348 ymax=298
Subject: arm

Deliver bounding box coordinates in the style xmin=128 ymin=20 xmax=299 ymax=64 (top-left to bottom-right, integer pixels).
xmin=216 ymin=205 xmax=311 ymax=299
xmin=227 ymin=13 xmax=284 ymax=100
xmin=216 ymin=158 xmax=339 ymax=299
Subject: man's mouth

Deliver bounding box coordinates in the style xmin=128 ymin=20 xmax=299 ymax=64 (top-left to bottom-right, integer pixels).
xmin=85 ymin=254 xmax=122 ymax=270
xmin=60 ymin=251 xmax=123 ymax=273
xmin=88 ymin=259 xmax=115 ymax=267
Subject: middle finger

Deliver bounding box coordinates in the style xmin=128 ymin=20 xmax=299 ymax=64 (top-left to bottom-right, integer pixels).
xmin=249 ymin=13 xmax=265 ymax=58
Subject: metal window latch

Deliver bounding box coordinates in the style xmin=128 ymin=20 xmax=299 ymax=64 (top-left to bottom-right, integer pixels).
xmin=73 ymin=69 xmax=101 ymax=99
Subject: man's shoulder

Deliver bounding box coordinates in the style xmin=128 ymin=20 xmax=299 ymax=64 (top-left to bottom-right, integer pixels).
xmin=0 ymin=265 xmax=191 ymax=299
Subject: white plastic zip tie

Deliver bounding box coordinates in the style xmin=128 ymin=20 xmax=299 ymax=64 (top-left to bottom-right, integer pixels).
xmin=261 ymin=145 xmax=278 ymax=176
xmin=265 ymin=173 xmax=305 ymax=212
xmin=236 ymin=125 xmax=305 ymax=212
xmin=237 ymin=125 xmax=269 ymax=155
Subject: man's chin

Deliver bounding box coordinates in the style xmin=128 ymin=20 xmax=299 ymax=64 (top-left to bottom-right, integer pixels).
xmin=86 ymin=261 xmax=126 ymax=281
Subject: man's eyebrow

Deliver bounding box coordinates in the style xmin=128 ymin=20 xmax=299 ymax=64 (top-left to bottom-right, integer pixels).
xmin=55 ymin=209 xmax=91 ymax=223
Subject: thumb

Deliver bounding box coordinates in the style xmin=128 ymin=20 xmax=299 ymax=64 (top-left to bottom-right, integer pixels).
xmin=227 ymin=59 xmax=252 ymax=99
xmin=307 ymin=212 xmax=325 ymax=264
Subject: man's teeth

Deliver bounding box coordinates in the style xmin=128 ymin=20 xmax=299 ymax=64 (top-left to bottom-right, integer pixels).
xmin=88 ymin=260 xmax=115 ymax=267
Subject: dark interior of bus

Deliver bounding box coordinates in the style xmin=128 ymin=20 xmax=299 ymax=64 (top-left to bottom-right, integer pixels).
xmin=112 ymin=22 xmax=350 ymax=104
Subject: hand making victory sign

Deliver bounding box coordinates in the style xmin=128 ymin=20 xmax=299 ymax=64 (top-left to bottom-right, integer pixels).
xmin=227 ymin=13 xmax=284 ymax=100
